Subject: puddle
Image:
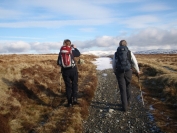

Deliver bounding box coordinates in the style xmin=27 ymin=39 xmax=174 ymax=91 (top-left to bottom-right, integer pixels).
xmin=92 ymin=57 xmax=112 ymax=70
xmin=147 ymin=112 xmax=154 ymax=122
xmin=149 ymin=105 xmax=155 ymax=111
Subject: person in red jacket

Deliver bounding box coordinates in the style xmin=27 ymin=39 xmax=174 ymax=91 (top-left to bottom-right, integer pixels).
xmin=57 ymin=39 xmax=80 ymax=107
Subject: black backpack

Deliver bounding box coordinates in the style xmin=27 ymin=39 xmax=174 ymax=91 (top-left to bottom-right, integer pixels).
xmin=115 ymin=46 xmax=132 ymax=72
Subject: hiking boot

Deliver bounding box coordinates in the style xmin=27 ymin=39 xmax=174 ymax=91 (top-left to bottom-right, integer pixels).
xmin=67 ymin=98 xmax=73 ymax=107
xmin=73 ymin=98 xmax=79 ymax=105
xmin=67 ymin=103 xmax=73 ymax=107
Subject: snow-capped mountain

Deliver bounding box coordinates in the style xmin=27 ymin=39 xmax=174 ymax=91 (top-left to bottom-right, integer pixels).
xmin=134 ymin=49 xmax=177 ymax=54
xmin=82 ymin=49 xmax=177 ymax=56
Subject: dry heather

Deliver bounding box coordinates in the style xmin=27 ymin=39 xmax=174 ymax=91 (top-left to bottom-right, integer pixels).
xmin=132 ymin=54 xmax=177 ymax=133
xmin=0 ymin=54 xmax=97 ymax=133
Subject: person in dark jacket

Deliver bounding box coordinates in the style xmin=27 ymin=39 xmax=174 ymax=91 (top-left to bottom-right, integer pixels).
xmin=57 ymin=39 xmax=80 ymax=107
xmin=112 ymin=40 xmax=140 ymax=112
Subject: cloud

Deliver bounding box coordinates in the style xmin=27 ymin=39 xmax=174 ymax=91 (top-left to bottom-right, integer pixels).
xmin=73 ymin=36 xmax=120 ymax=49
xmin=0 ymin=41 xmax=31 ymax=53
xmin=22 ymin=0 xmax=112 ymax=19
xmin=30 ymin=42 xmax=62 ymax=53
xmin=79 ymin=28 xmax=95 ymax=32
xmin=0 ymin=36 xmax=42 ymax=40
xmin=126 ymin=28 xmax=177 ymax=51
xmin=118 ymin=15 xmax=159 ymax=29
xmin=0 ymin=41 xmax=63 ymax=54
xmin=0 ymin=0 xmax=117 ymax=28
xmin=0 ymin=7 xmax=22 ymax=19
xmin=92 ymin=0 xmax=141 ymax=4
xmin=0 ymin=28 xmax=177 ymax=54
xmin=0 ymin=19 xmax=113 ymax=28
xmin=74 ymin=28 xmax=177 ymax=52
xmin=139 ymin=3 xmax=171 ymax=12
xmin=1 ymin=0 xmax=176 ymax=30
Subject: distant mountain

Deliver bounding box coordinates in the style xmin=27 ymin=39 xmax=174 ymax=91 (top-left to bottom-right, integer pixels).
xmin=134 ymin=49 xmax=177 ymax=54
xmin=82 ymin=49 xmax=177 ymax=56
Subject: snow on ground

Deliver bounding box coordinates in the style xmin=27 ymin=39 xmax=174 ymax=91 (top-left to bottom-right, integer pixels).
xmin=92 ymin=57 xmax=113 ymax=70
xmin=82 ymin=50 xmax=115 ymax=56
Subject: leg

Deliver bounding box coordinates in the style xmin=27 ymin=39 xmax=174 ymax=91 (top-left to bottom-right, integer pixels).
xmin=116 ymin=72 xmax=128 ymax=111
xmin=62 ymin=72 xmax=72 ymax=105
xmin=125 ymin=70 xmax=132 ymax=106
xmin=71 ymin=68 xmax=78 ymax=104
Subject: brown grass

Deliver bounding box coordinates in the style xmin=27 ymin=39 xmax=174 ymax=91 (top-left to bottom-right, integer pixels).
xmin=0 ymin=114 xmax=11 ymax=133
xmin=132 ymin=54 xmax=177 ymax=133
xmin=0 ymin=54 xmax=98 ymax=133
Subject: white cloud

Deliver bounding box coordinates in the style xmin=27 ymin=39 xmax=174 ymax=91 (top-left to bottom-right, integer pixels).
xmin=0 ymin=19 xmax=113 ymax=28
xmin=0 ymin=0 xmax=116 ymax=28
xmin=119 ymin=15 xmax=159 ymax=28
xmin=30 ymin=42 xmax=62 ymax=53
xmin=74 ymin=28 xmax=177 ymax=52
xmin=0 ymin=28 xmax=177 ymax=54
xmin=79 ymin=28 xmax=95 ymax=32
xmin=128 ymin=28 xmax=177 ymax=46
xmin=0 ymin=36 xmax=42 ymax=40
xmin=0 ymin=7 xmax=22 ymax=19
xmin=17 ymin=0 xmax=113 ymax=19
xmin=0 ymin=1 xmax=177 ymax=54
xmin=139 ymin=3 xmax=171 ymax=12
xmin=1 ymin=41 xmax=31 ymax=53
xmin=92 ymin=0 xmax=141 ymax=4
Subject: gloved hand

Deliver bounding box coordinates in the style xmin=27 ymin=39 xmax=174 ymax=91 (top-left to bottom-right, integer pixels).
xmin=136 ymin=71 xmax=142 ymax=78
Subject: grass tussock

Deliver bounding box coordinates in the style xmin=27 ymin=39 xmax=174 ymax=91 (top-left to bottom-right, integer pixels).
xmin=0 ymin=54 xmax=98 ymax=133
xmin=132 ymin=54 xmax=177 ymax=133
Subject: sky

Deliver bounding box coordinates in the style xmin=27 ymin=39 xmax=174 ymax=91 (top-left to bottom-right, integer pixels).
xmin=0 ymin=0 xmax=177 ymax=54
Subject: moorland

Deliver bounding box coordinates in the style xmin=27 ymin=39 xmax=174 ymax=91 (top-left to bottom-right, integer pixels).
xmin=133 ymin=54 xmax=177 ymax=133
xmin=0 ymin=54 xmax=97 ymax=133
xmin=0 ymin=54 xmax=177 ymax=133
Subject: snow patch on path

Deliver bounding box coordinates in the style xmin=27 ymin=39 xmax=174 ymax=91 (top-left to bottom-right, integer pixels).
xmin=92 ymin=57 xmax=112 ymax=70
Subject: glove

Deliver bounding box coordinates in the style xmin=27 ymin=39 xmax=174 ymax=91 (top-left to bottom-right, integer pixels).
xmin=137 ymin=71 xmax=142 ymax=78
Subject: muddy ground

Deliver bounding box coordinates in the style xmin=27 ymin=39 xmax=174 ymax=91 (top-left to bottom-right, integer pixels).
xmin=83 ymin=69 xmax=163 ymax=133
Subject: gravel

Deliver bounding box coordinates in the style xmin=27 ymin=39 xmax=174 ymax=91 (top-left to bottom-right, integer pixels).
xmin=83 ymin=69 xmax=163 ymax=133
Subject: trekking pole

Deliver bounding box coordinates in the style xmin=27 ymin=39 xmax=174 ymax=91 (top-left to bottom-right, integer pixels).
xmin=138 ymin=75 xmax=144 ymax=106
xmin=59 ymin=72 xmax=62 ymax=92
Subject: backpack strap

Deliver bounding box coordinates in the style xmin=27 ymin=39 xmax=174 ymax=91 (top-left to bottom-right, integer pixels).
xmin=127 ymin=50 xmax=133 ymax=68
xmin=70 ymin=50 xmax=76 ymax=67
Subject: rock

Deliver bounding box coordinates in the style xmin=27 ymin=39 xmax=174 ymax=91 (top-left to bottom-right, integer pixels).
xmin=102 ymin=73 xmax=107 ymax=77
xmin=108 ymin=109 xmax=114 ymax=113
xmin=82 ymin=69 xmax=159 ymax=133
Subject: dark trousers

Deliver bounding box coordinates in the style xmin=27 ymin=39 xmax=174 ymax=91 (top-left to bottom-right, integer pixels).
xmin=62 ymin=67 xmax=78 ymax=104
xmin=116 ymin=70 xmax=132 ymax=111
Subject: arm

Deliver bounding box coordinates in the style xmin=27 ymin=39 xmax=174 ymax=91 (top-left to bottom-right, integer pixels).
xmin=131 ymin=52 xmax=140 ymax=73
xmin=57 ymin=52 xmax=60 ymax=65
xmin=72 ymin=48 xmax=80 ymax=57
xmin=112 ymin=53 xmax=116 ymax=73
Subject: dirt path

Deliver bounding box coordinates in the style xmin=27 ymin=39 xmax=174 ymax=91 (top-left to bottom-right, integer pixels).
xmin=83 ymin=69 xmax=163 ymax=133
